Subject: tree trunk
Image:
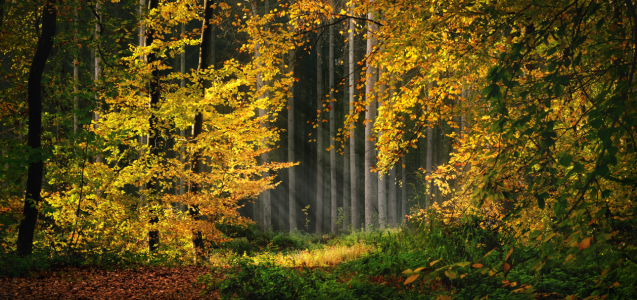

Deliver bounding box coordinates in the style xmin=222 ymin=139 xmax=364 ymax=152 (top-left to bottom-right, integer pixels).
xmin=377 ymin=68 xmax=386 ymax=229
xmin=16 ymin=0 xmax=57 ymax=257
xmin=288 ymin=48 xmax=296 ymax=232
xmin=251 ymin=0 xmax=270 ymax=230
xmin=315 ymin=34 xmax=324 ymax=235
xmin=348 ymin=6 xmax=358 ymax=231
xmin=342 ymin=28 xmax=350 ymax=233
xmin=94 ymin=1 xmax=103 ymax=202
xmin=178 ymin=22 xmax=186 ymax=202
xmin=146 ymin=0 xmax=161 ymax=253
xmin=389 ymin=164 xmax=396 ymax=228
xmin=364 ymin=8 xmax=377 ymax=231
xmin=73 ymin=9 xmax=79 ymax=135
xmin=426 ymin=120 xmax=433 ymax=208
xmin=328 ymin=0 xmax=337 ymax=234
xmin=401 ymin=158 xmax=407 ymax=224
xmin=189 ymin=0 xmax=214 ymax=257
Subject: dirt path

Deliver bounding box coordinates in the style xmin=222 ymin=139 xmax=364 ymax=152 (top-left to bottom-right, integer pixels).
xmin=0 ymin=266 xmax=218 ymax=299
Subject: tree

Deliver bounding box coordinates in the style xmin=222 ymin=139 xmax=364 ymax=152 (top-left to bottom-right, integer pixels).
xmin=328 ymin=0 xmax=337 ymax=234
xmin=16 ymin=0 xmax=57 ymax=256
xmin=288 ymin=48 xmax=296 ymax=233
xmin=315 ymin=32 xmax=324 ymax=235
xmin=144 ymin=0 xmax=163 ymax=252
xmin=364 ymin=7 xmax=377 ymax=230
xmin=348 ymin=4 xmax=358 ymax=230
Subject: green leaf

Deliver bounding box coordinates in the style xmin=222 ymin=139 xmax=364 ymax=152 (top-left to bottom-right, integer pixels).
xmin=558 ymin=154 xmax=573 ymax=166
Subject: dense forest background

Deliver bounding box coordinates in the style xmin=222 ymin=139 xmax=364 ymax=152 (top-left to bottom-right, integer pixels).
xmin=1 ymin=0 xmax=636 ymax=298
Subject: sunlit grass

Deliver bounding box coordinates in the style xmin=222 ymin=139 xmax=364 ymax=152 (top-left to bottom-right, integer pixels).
xmin=270 ymin=242 xmax=374 ymax=267
xmin=206 ymin=237 xmax=374 ymax=268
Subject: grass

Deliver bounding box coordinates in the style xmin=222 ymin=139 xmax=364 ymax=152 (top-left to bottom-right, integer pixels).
xmin=198 ymin=217 xmax=637 ymax=300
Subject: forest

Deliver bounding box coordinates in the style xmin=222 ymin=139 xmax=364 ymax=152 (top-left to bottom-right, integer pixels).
xmin=0 ymin=0 xmax=636 ymax=298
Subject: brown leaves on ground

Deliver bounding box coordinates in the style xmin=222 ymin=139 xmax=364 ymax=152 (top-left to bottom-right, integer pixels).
xmin=0 ymin=266 xmax=219 ymax=300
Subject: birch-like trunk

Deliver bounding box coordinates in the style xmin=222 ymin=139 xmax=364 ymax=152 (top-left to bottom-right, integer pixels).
xmin=377 ymin=68 xmax=386 ymax=229
xmin=348 ymin=5 xmax=358 ymax=230
xmin=328 ymin=0 xmax=337 ymax=234
xmin=389 ymin=164 xmax=397 ymax=227
xmin=342 ymin=26 xmax=350 ymax=232
xmin=364 ymin=9 xmax=377 ymax=231
xmin=426 ymin=122 xmax=433 ymax=208
xmin=315 ymin=34 xmax=324 ymax=234
xmin=401 ymin=159 xmax=407 ymax=224
xmin=288 ymin=48 xmax=296 ymax=232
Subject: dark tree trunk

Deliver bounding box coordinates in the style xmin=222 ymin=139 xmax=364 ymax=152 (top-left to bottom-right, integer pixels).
xmin=16 ymin=0 xmax=57 ymax=257
xmin=190 ymin=0 xmax=214 ymax=259
xmin=146 ymin=0 xmax=161 ymax=252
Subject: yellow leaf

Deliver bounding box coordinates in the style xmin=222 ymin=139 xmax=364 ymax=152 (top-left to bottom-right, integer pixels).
xmin=505 ymin=247 xmax=513 ymax=261
xmin=430 ymin=258 xmax=442 ymax=266
xmin=402 ymin=269 xmax=413 ymax=275
xmin=445 ymin=270 xmax=457 ymax=279
xmin=403 ymin=274 xmax=419 ymax=285
xmin=483 ymin=248 xmax=496 ymax=259
xmin=472 ymin=263 xmax=483 ymax=268
xmin=455 ymin=262 xmax=471 ymax=268
xmin=414 ymin=267 xmax=426 ymax=273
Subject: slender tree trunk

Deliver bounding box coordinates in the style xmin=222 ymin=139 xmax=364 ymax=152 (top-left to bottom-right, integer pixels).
xmin=146 ymin=0 xmax=161 ymax=253
xmin=251 ymin=0 xmax=270 ymax=230
xmin=189 ymin=0 xmax=214 ymax=258
xmin=348 ymin=6 xmax=358 ymax=231
xmin=401 ymin=158 xmax=407 ymax=224
xmin=73 ymin=10 xmax=79 ymax=135
xmin=138 ymin=0 xmax=147 ymax=208
xmin=389 ymin=164 xmax=396 ymax=228
xmin=328 ymin=0 xmax=337 ymax=234
xmin=426 ymin=121 xmax=433 ymax=208
xmin=288 ymin=48 xmax=296 ymax=232
xmin=315 ymin=34 xmax=324 ymax=235
xmin=387 ymin=81 xmax=396 ymax=228
xmin=16 ymin=0 xmax=57 ymax=257
xmin=377 ymin=67 xmax=386 ymax=229
xmin=342 ymin=29 xmax=350 ymax=233
xmin=94 ymin=1 xmax=103 ymax=202
xmin=364 ymin=8 xmax=377 ymax=231
xmin=178 ymin=22 xmax=186 ymax=202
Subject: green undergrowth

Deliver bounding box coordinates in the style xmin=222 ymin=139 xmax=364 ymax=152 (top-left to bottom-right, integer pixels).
xmin=200 ymin=217 xmax=637 ymax=299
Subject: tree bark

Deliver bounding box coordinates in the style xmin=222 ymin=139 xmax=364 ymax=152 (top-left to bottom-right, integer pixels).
xmin=364 ymin=9 xmax=377 ymax=231
xmin=389 ymin=163 xmax=396 ymax=228
xmin=288 ymin=49 xmax=296 ymax=232
xmin=315 ymin=34 xmax=324 ymax=235
xmin=328 ymin=0 xmax=337 ymax=234
xmin=146 ymin=0 xmax=161 ymax=253
xmin=401 ymin=158 xmax=407 ymax=224
xmin=348 ymin=6 xmax=358 ymax=231
xmin=342 ymin=27 xmax=350 ymax=233
xmin=426 ymin=118 xmax=433 ymax=208
xmin=189 ymin=0 xmax=214 ymax=257
xmin=178 ymin=22 xmax=186 ymax=202
xmin=17 ymin=0 xmax=57 ymax=257
xmin=377 ymin=68 xmax=386 ymax=229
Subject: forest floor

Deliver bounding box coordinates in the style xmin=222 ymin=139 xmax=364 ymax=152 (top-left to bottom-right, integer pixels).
xmin=0 ymin=265 xmax=219 ymax=300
